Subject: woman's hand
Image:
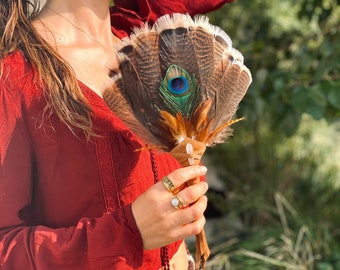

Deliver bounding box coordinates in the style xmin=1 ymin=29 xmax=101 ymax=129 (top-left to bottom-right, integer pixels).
xmin=132 ymin=165 xmax=208 ymax=250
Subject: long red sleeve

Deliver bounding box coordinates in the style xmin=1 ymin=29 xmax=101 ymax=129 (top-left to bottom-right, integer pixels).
xmin=1 ymin=1 xmax=234 ymax=269
xmin=0 ymin=211 xmax=142 ymax=269
xmin=0 ymin=53 xmax=146 ymax=269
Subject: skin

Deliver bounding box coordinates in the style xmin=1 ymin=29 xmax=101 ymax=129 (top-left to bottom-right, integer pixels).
xmin=32 ymin=1 xmax=209 ymax=269
xmin=33 ymin=0 xmax=120 ymax=97
xmin=133 ymin=166 xmax=208 ymax=250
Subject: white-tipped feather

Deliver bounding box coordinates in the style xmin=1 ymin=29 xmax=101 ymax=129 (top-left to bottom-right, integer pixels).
xmin=130 ymin=23 xmax=153 ymax=38
xmin=154 ymin=13 xmax=194 ymax=32
xmin=227 ymin=48 xmax=244 ymax=63
xmin=212 ymin=25 xmax=233 ymax=48
xmin=192 ymin=15 xmax=232 ymax=48
xmin=117 ymin=36 xmax=132 ymax=50
xmin=193 ymin=14 xmax=211 ymax=29
xmin=104 ymin=13 xmax=252 ymax=149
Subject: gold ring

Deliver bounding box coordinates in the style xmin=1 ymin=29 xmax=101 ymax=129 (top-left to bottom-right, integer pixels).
xmin=171 ymin=195 xmax=187 ymax=210
xmin=162 ymin=176 xmax=175 ymax=193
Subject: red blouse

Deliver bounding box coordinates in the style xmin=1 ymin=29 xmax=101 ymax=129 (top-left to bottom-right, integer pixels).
xmin=0 ymin=1 xmax=233 ymax=269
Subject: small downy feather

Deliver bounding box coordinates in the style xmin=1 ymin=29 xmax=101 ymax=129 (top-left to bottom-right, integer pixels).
xmin=103 ymin=13 xmax=252 ymax=150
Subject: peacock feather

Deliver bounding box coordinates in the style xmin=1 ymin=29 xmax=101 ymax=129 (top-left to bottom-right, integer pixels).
xmin=104 ymin=13 xmax=252 ymax=150
xmin=159 ymin=64 xmax=199 ymax=118
xmin=103 ymin=13 xmax=252 ymax=269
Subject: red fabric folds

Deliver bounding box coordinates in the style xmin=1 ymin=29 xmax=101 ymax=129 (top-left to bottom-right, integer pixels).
xmin=0 ymin=0 xmax=234 ymax=269
xmin=110 ymin=0 xmax=234 ymax=38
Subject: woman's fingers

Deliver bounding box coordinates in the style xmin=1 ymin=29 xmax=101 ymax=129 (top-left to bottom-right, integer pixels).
xmin=132 ymin=165 xmax=209 ymax=250
xmin=177 ymin=211 xmax=207 ymax=238
xmin=176 ymin=181 xmax=208 ymax=205
xmin=156 ymin=195 xmax=208 ymax=243
xmin=158 ymin=180 xmax=209 ymax=241
xmin=173 ymin=195 xmax=208 ymax=227
xmin=163 ymin=165 xmax=207 ymax=191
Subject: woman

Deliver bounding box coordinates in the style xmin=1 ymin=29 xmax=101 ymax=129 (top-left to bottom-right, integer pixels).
xmin=0 ymin=0 xmax=233 ymax=269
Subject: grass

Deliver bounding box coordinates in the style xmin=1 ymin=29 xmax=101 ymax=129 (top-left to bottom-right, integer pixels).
xmin=198 ymin=114 xmax=340 ymax=269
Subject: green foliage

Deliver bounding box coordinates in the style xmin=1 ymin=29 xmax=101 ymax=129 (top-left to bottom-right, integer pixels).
xmin=203 ymin=114 xmax=340 ymax=268
xmin=202 ymin=0 xmax=340 ymax=269
xmin=209 ymin=0 xmax=340 ymax=135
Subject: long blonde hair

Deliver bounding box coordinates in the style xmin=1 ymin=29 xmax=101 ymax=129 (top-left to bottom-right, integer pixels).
xmin=0 ymin=0 xmax=93 ymax=137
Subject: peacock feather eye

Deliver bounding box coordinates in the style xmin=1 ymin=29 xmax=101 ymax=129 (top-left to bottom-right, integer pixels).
xmin=168 ymin=76 xmax=189 ymax=95
xmin=159 ymin=64 xmax=200 ymax=118
xmin=162 ymin=65 xmax=194 ymax=96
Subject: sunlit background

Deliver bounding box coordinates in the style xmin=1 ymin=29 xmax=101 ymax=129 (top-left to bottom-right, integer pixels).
xmin=106 ymin=0 xmax=338 ymax=268
xmin=199 ymin=0 xmax=340 ymax=269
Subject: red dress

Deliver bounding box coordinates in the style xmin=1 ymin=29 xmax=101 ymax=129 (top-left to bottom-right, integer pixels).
xmin=0 ymin=1 xmax=233 ymax=269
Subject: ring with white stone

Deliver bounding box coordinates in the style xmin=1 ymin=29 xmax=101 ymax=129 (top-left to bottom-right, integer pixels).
xmin=171 ymin=195 xmax=187 ymax=210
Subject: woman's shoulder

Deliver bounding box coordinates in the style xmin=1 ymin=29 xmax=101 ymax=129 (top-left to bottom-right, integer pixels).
xmin=1 ymin=50 xmax=35 ymax=81
xmin=0 ymin=50 xmax=41 ymax=99
xmin=1 ymin=50 xmax=36 ymax=83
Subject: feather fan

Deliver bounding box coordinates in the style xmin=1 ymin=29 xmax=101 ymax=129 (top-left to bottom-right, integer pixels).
xmin=103 ymin=13 xmax=252 ymax=269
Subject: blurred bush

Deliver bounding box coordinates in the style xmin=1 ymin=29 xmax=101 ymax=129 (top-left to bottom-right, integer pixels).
xmin=202 ymin=0 xmax=340 ymax=269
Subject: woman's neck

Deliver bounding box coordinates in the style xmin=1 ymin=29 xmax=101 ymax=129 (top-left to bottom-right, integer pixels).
xmin=33 ymin=0 xmax=115 ymax=47
xmin=31 ymin=0 xmax=120 ymax=97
